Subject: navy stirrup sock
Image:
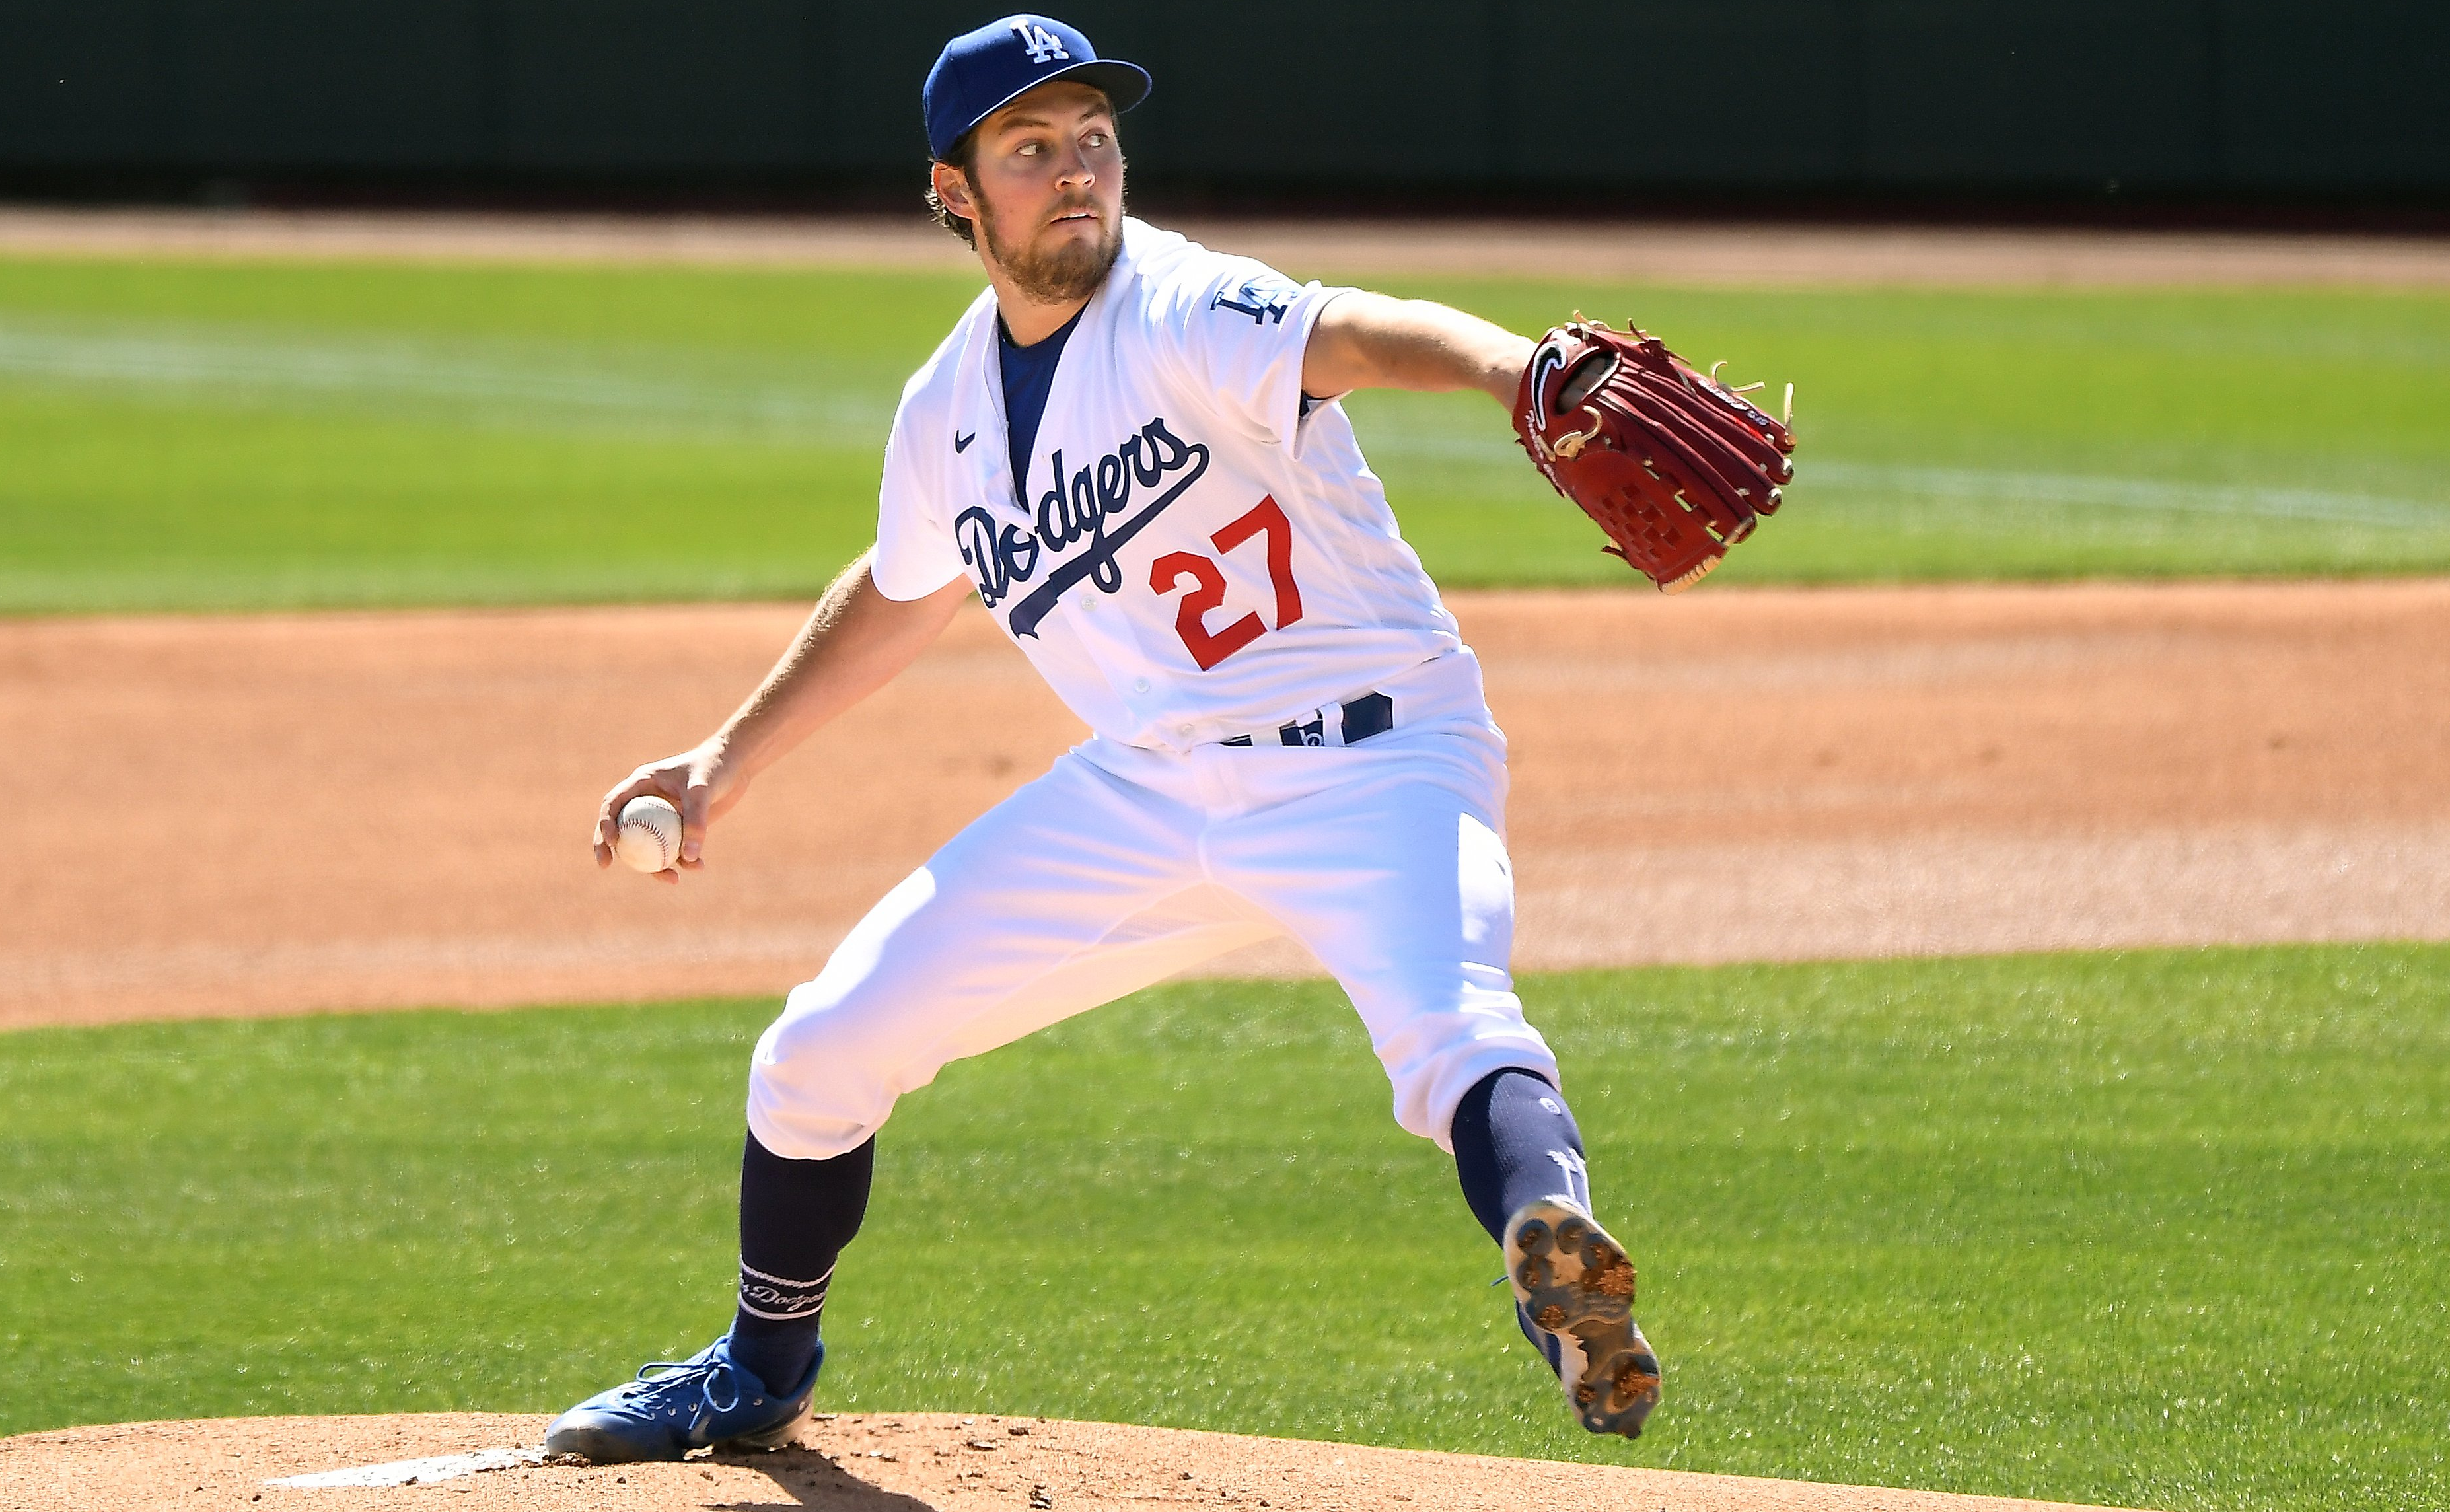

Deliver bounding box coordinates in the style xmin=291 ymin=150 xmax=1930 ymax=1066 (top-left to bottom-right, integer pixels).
xmin=1451 ymin=1068 xmax=1590 ymax=1246
xmin=728 ymin=1130 xmax=874 ymax=1395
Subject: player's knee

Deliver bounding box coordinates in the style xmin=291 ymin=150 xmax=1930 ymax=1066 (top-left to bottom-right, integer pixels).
xmin=760 ymin=977 xmax=863 ymax=1057
xmin=753 ymin=880 xmax=938 ymax=1073
xmin=1369 ymin=972 xmax=1559 ymax=1151
xmin=745 ymin=980 xmax=906 ymax=1160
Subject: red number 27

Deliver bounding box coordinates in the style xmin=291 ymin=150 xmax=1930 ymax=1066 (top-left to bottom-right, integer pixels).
xmin=1149 ymin=496 xmax=1305 ymax=670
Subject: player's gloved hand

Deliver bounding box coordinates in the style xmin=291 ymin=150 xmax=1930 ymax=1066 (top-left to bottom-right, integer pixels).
xmin=1512 ymin=317 xmax=1796 ymax=593
xmin=591 ymin=742 xmax=740 ymax=884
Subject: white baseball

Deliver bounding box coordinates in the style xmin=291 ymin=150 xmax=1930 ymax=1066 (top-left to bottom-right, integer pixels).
xmin=613 ymin=795 xmax=684 ymax=874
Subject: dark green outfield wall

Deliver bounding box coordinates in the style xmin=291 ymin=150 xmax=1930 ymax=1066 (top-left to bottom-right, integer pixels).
xmin=3 ymin=1 xmax=2445 ymax=198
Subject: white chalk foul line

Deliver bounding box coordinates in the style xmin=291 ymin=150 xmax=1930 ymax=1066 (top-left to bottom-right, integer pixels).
xmin=266 ymin=1445 xmax=550 ymax=1488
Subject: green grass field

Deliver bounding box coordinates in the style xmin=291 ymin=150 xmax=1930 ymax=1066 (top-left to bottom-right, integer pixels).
xmin=3 ymin=254 xmax=2448 ymax=612
xmin=5 ymin=247 xmax=2445 ymax=1512
xmin=4 ymin=946 xmax=2443 ymax=1511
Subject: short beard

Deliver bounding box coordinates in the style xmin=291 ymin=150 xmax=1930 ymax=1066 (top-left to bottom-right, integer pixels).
xmin=978 ymin=199 xmax=1122 ymax=306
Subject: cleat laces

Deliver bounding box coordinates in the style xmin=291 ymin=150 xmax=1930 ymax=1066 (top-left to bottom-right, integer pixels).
xmin=625 ymin=1354 xmax=748 ymax=1425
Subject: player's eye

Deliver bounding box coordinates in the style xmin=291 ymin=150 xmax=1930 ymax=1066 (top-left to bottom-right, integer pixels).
xmin=1017 ymin=141 xmax=1041 ymax=156
xmin=1085 ymin=131 xmax=1108 ymax=147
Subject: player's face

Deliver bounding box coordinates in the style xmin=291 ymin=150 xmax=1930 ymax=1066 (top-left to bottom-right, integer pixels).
xmin=966 ymin=83 xmax=1124 ymax=304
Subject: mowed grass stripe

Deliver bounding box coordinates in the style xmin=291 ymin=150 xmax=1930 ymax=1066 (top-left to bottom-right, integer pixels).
xmin=3 ymin=256 xmax=2449 ymax=611
xmin=6 ymin=311 xmax=2433 ymax=519
xmin=2 ymin=945 xmax=2442 ymax=1511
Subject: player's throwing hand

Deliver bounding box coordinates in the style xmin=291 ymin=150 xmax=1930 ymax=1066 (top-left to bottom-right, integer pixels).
xmin=590 ymin=746 xmax=725 ymax=883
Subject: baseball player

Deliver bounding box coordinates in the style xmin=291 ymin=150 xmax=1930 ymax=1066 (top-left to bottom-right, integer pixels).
xmin=544 ymin=11 xmax=1792 ymax=1464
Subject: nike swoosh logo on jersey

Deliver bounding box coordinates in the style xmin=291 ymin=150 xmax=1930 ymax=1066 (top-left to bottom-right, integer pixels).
xmin=955 ymin=431 xmax=977 ymax=452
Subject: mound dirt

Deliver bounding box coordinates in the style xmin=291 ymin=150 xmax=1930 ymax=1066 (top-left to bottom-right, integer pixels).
xmin=0 ymin=1412 xmax=2138 ymax=1512
xmin=7 ymin=582 xmax=2450 ymax=1028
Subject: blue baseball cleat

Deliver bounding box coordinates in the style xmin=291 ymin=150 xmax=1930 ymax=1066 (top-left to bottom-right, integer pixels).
xmin=544 ymin=1334 xmax=822 ymax=1463
xmin=1505 ymin=1200 xmax=1662 ymax=1438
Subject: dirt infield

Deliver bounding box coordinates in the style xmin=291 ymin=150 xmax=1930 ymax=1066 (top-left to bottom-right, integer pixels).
xmin=7 ymin=581 xmax=2447 ymax=1030
xmin=0 ymin=1412 xmax=2138 ymax=1512
xmin=5 ymin=205 xmax=2449 ymax=287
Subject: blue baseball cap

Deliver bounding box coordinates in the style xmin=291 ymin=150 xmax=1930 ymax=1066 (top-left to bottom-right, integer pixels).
xmin=924 ymin=14 xmax=1152 ymax=161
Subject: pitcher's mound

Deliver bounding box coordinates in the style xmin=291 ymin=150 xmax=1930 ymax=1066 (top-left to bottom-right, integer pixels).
xmin=1 ymin=1411 xmax=2138 ymax=1511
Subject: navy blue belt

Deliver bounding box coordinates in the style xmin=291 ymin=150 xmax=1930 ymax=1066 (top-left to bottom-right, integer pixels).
xmin=1221 ymin=692 xmax=1394 ymax=748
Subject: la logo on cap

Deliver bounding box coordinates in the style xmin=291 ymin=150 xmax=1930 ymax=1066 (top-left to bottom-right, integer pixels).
xmin=1011 ymin=18 xmax=1070 ymax=63
xmin=922 ymin=13 xmax=1151 ymax=161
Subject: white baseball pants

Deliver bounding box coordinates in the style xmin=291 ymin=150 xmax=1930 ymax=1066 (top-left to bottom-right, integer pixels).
xmin=745 ymin=674 xmax=1556 ymax=1161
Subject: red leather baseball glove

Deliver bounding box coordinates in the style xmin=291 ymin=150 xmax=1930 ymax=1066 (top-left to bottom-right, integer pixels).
xmin=1513 ymin=318 xmax=1797 ymax=593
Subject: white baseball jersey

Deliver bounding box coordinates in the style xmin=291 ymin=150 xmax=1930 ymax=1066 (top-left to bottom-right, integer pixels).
xmin=751 ymin=219 xmax=1556 ymax=1163
xmin=871 ymin=217 xmax=1473 ymax=751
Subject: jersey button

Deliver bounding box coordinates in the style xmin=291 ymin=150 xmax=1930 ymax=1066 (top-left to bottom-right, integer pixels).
xmin=1178 ymin=723 xmax=1194 ymax=736
xmin=1134 ymin=678 xmax=1151 ymax=694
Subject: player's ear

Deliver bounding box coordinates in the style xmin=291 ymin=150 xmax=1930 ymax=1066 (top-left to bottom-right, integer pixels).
xmin=930 ymin=161 xmax=978 ymax=222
